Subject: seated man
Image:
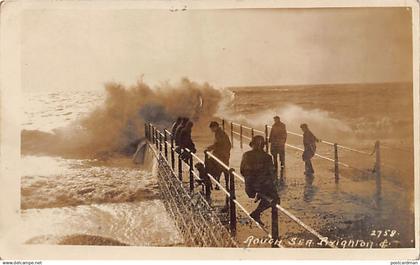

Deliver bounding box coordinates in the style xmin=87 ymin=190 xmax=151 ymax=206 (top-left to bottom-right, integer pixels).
xmin=195 ymin=162 xmax=212 ymax=202
xmin=240 ymin=135 xmax=278 ymax=225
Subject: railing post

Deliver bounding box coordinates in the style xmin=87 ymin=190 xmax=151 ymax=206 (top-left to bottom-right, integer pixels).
xmin=375 ymin=140 xmax=381 ymax=198
xmin=189 ymin=151 xmax=194 ymax=192
xmin=229 ymin=168 xmax=237 ymax=236
xmin=150 ymin=125 xmax=154 ymax=143
xmin=222 ymin=119 xmax=225 ymax=132
xmin=149 ymin=124 xmax=152 ymax=141
xmin=264 ymin=125 xmax=269 ymax=153
xmin=144 ymin=123 xmax=148 ymax=140
xmin=271 ymin=197 xmax=279 ymax=248
xmin=155 ymin=128 xmax=159 ymax=149
xmin=159 ymin=132 xmax=163 ymax=152
xmin=230 ymin=122 xmax=234 ymax=148
xmin=178 ymin=149 xmax=183 ymax=181
xmin=334 ymin=143 xmax=339 ymax=183
xmin=251 ymin=128 xmax=254 ymax=139
xmin=164 ymin=130 xmax=168 ymax=159
xmin=171 ymin=137 xmax=175 ymax=170
xmin=204 ymin=151 xmax=211 ymax=202
xmin=240 ymin=124 xmax=243 ymax=149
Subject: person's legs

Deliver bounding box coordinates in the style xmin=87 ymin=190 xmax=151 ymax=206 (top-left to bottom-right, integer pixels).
xmin=213 ymin=168 xmax=223 ymax=190
xmin=305 ymin=159 xmax=310 ymax=175
xmin=279 ymin=147 xmax=286 ymax=168
xmin=223 ymin=169 xmax=229 ymax=189
xmin=206 ymin=158 xmax=222 ymax=189
xmin=271 ymin=151 xmax=279 ymax=176
xmin=180 ymin=150 xmax=191 ymax=163
xmin=308 ymin=159 xmax=314 ymax=174
xmin=305 ymin=159 xmax=314 ymax=175
xmin=219 ymin=156 xmax=230 ymax=190
xmin=221 ymin=169 xmax=230 ymax=212
xmin=250 ymin=198 xmax=271 ymax=225
xmin=221 ymin=156 xmax=230 ymax=210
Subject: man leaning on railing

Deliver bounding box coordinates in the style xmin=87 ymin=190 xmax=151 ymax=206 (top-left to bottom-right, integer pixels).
xmin=205 ymin=121 xmax=232 ymax=190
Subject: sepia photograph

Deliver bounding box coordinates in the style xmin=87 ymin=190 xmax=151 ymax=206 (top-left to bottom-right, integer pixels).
xmin=0 ymin=0 xmax=419 ymax=261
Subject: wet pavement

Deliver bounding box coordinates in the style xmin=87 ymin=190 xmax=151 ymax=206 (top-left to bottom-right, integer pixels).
xmin=182 ymin=128 xmax=415 ymax=248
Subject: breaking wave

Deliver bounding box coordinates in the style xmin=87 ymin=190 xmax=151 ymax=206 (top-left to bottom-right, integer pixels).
xmin=22 ymin=78 xmax=221 ymax=157
xmin=221 ymin=101 xmax=353 ymax=143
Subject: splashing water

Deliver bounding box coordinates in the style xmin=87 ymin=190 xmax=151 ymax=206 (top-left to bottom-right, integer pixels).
xmin=22 ymin=78 xmax=221 ymax=158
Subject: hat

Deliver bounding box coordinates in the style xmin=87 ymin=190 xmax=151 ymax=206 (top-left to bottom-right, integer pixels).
xmin=300 ymin=123 xmax=308 ymax=129
xmin=249 ymin=135 xmax=265 ymax=148
xmin=209 ymin=121 xmax=219 ymax=128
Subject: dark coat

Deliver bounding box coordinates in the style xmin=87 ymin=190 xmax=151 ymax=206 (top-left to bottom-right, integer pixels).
xmin=302 ymin=130 xmax=317 ymax=161
xmin=207 ymin=127 xmax=231 ymax=163
xmin=179 ymin=127 xmax=196 ymax=153
xmin=171 ymin=121 xmax=181 ymax=138
xmin=240 ymin=149 xmax=277 ymax=199
xmin=174 ymin=123 xmax=185 ymax=146
xmin=269 ymin=121 xmax=287 ymax=152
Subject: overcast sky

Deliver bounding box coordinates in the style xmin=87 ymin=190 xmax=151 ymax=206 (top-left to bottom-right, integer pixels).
xmin=21 ymin=8 xmax=413 ymax=91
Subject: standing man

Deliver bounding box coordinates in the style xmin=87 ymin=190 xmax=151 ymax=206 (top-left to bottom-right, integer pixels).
xmin=300 ymin=123 xmax=319 ymax=176
xmin=205 ymin=121 xmax=231 ymax=190
xmin=240 ymin=135 xmax=278 ymax=225
xmin=269 ymin=116 xmax=287 ymax=175
xmin=179 ymin=121 xmax=196 ymax=161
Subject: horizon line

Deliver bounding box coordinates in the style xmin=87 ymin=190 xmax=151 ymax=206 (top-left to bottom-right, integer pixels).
xmin=224 ymin=80 xmax=413 ymax=89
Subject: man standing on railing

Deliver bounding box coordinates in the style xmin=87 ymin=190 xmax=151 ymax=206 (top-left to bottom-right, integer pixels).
xmin=300 ymin=123 xmax=319 ymax=177
xmin=269 ymin=116 xmax=287 ymax=176
xmin=205 ymin=121 xmax=232 ymax=190
xmin=240 ymin=135 xmax=278 ymax=226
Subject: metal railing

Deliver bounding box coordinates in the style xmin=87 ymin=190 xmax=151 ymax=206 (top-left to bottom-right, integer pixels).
xmin=146 ymin=123 xmax=277 ymax=245
xmin=146 ymin=125 xmax=237 ymax=247
xmin=220 ymin=118 xmax=383 ymax=197
xmin=145 ymin=122 xmax=336 ymax=248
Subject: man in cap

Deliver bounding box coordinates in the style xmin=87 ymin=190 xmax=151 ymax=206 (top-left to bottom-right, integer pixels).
xmin=300 ymin=123 xmax=319 ymax=176
xmin=269 ymin=116 xmax=287 ymax=175
xmin=240 ymin=135 xmax=278 ymax=225
xmin=205 ymin=121 xmax=232 ymax=190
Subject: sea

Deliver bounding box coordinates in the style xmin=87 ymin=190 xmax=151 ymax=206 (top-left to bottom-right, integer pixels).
xmin=20 ymin=81 xmax=415 ymax=247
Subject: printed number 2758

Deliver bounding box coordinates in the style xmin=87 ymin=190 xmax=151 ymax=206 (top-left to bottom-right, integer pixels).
xmin=370 ymin=229 xmax=397 ymax=238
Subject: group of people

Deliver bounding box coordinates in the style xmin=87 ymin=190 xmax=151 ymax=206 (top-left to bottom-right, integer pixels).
xmin=268 ymin=116 xmax=319 ymax=178
xmin=171 ymin=119 xmax=232 ymax=189
xmin=171 ymin=117 xmax=197 ymax=160
xmin=169 ymin=116 xmax=319 ymax=225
